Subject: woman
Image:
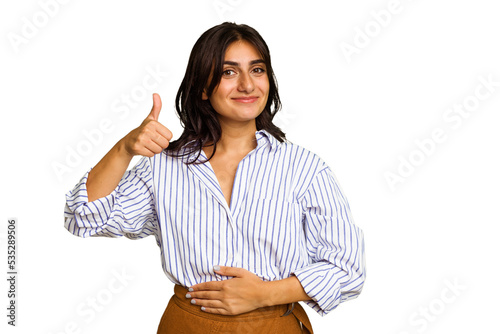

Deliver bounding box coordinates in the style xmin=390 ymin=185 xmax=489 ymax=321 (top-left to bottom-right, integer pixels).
xmin=64 ymin=22 xmax=366 ymax=333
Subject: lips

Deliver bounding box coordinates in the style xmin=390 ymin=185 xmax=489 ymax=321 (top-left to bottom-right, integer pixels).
xmin=232 ymin=96 xmax=258 ymax=103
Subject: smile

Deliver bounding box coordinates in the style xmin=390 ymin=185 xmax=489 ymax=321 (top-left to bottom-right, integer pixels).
xmin=232 ymin=96 xmax=258 ymax=103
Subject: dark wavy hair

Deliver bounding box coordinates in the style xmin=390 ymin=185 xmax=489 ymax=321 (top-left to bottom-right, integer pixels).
xmin=166 ymin=22 xmax=286 ymax=163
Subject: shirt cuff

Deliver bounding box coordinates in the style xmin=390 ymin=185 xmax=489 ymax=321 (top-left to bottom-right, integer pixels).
xmin=292 ymin=261 xmax=349 ymax=316
xmin=64 ymin=169 xmax=117 ymax=235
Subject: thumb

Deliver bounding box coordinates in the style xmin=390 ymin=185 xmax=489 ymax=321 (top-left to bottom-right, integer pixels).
xmin=148 ymin=93 xmax=162 ymax=121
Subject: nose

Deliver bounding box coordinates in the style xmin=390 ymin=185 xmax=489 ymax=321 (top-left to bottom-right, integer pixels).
xmin=237 ymin=72 xmax=254 ymax=93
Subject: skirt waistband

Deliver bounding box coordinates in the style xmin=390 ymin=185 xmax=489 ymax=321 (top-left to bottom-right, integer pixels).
xmin=173 ymin=284 xmax=293 ymax=321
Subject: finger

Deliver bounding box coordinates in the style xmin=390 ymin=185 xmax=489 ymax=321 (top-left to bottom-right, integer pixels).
xmin=149 ymin=131 xmax=170 ymax=150
xmin=190 ymin=280 xmax=223 ymax=291
xmin=135 ymin=121 xmax=171 ymax=151
xmin=194 ymin=299 xmax=242 ymax=316
xmin=133 ymin=145 xmax=157 ymax=158
xmin=142 ymin=139 xmax=164 ymax=155
xmin=147 ymin=93 xmax=162 ymax=121
xmin=189 ymin=297 xmax=226 ymax=310
xmin=186 ymin=290 xmax=221 ymax=301
xmin=199 ymin=306 xmax=229 ymax=315
xmin=214 ymin=266 xmax=246 ymax=277
xmin=154 ymin=123 xmax=173 ymax=142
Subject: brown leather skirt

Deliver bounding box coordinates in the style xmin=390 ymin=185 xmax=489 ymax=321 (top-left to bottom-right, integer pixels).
xmin=157 ymin=284 xmax=314 ymax=333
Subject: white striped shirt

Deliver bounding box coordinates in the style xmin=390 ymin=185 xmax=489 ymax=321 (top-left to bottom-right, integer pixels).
xmin=64 ymin=130 xmax=365 ymax=315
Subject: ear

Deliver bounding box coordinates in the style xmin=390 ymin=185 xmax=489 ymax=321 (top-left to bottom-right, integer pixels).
xmin=202 ymin=90 xmax=208 ymax=100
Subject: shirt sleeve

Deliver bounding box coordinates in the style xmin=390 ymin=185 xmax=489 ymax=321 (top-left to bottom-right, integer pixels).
xmin=292 ymin=166 xmax=366 ymax=316
xmin=64 ymin=157 xmax=158 ymax=240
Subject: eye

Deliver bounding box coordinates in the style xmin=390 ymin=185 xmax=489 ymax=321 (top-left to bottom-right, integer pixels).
xmin=253 ymin=67 xmax=266 ymax=74
xmin=222 ymin=69 xmax=236 ymax=76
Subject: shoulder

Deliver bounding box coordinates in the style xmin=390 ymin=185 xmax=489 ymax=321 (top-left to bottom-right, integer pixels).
xmin=146 ymin=148 xmax=194 ymax=173
xmin=259 ymin=130 xmax=326 ymax=169
xmin=275 ymin=140 xmax=329 ymax=174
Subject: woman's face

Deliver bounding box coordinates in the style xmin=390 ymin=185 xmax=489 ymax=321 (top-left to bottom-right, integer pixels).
xmin=203 ymin=40 xmax=270 ymax=126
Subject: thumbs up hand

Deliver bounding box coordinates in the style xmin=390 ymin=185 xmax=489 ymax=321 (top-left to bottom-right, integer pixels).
xmin=121 ymin=93 xmax=173 ymax=157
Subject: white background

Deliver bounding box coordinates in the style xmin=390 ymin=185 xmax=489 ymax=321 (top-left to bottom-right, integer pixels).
xmin=1 ymin=0 xmax=499 ymax=333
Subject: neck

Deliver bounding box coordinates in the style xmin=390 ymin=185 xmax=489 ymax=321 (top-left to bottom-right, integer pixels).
xmin=206 ymin=118 xmax=258 ymax=155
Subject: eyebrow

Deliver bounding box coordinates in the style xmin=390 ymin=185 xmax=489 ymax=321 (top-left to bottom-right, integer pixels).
xmin=223 ymin=59 xmax=265 ymax=66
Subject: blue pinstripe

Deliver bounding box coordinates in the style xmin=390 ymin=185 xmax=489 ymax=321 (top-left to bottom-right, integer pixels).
xmin=64 ymin=130 xmax=365 ymax=315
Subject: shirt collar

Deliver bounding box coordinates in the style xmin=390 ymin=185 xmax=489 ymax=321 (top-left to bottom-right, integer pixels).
xmin=255 ymin=129 xmax=280 ymax=151
xmin=184 ymin=129 xmax=280 ymax=163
